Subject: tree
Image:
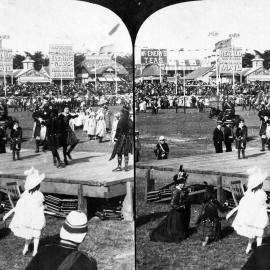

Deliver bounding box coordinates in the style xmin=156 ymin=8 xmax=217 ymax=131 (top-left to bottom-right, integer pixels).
xmin=116 ymin=54 xmax=133 ymax=78
xmin=13 ymin=54 xmax=25 ymax=69
xmin=262 ymin=50 xmax=270 ymax=69
xmin=242 ymin=52 xmax=254 ymax=68
xmin=74 ymin=53 xmax=85 ymax=67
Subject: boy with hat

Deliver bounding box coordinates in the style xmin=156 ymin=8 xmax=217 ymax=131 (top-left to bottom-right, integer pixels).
xmin=25 ymin=211 xmax=97 ymax=270
xmin=235 ymin=119 xmax=248 ymax=159
xmin=154 ymin=136 xmax=169 ymax=160
xmin=10 ymin=120 xmax=23 ymax=161
xmin=213 ymin=121 xmax=223 ymax=153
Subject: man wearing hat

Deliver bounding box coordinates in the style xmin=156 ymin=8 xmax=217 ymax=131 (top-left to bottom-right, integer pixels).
xmin=213 ymin=121 xmax=224 ymax=153
xmin=223 ymin=119 xmax=234 ymax=152
xmin=154 ymin=136 xmax=169 ymax=160
xmin=110 ymin=105 xmax=133 ymax=171
xmin=135 ymin=130 xmax=141 ymax=163
xmin=258 ymin=114 xmax=269 ymax=151
xmin=25 ymin=211 xmax=97 ymax=270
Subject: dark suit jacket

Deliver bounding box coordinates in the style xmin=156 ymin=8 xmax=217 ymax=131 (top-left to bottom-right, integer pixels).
xmin=242 ymin=244 xmax=270 ymax=270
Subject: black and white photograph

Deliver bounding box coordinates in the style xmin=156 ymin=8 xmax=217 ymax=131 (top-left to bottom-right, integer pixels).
xmin=135 ymin=0 xmax=270 ymax=269
xmin=0 ymin=0 xmax=134 ymax=269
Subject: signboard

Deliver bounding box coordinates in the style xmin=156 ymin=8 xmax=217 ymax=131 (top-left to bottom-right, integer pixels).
xmin=141 ymin=49 xmax=167 ymax=65
xmin=219 ymin=47 xmax=242 ymax=73
xmin=49 ymin=44 xmax=74 ymax=79
xmin=0 ymin=49 xmax=13 ymax=76
xmin=84 ymin=54 xmax=112 ymax=68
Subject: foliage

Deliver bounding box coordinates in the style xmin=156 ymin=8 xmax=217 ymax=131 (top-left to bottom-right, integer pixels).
xmin=24 ymin=51 xmax=49 ymax=70
xmin=13 ymin=54 xmax=25 ymax=69
xmin=242 ymin=52 xmax=254 ymax=68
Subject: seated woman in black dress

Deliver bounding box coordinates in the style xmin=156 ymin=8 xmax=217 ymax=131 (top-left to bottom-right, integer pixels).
xmin=150 ymin=170 xmax=191 ymax=242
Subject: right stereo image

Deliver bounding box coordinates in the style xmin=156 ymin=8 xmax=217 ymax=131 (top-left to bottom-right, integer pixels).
xmin=135 ymin=0 xmax=270 ymax=269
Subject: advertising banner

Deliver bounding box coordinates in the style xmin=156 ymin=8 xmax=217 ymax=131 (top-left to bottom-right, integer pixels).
xmin=85 ymin=54 xmax=113 ymax=68
xmin=219 ymin=47 xmax=242 ymax=73
xmin=49 ymin=44 xmax=74 ymax=79
xmin=0 ymin=49 xmax=13 ymax=76
xmin=141 ymin=49 xmax=167 ymax=65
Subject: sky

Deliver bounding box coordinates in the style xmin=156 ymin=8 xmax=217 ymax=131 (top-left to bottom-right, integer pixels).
xmin=0 ymin=0 xmax=132 ymax=55
xmin=135 ymin=0 xmax=270 ymax=63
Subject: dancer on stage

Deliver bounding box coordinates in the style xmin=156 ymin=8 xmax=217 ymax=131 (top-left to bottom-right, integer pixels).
xmin=150 ymin=166 xmax=190 ymax=242
xmin=59 ymin=107 xmax=79 ymax=165
xmin=46 ymin=108 xmax=63 ymax=168
xmin=110 ymin=106 xmax=133 ymax=171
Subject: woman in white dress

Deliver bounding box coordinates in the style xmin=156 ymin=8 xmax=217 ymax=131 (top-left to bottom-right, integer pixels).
xmin=111 ymin=112 xmax=120 ymax=143
xmin=87 ymin=111 xmax=96 ymax=140
xmin=96 ymin=112 xmax=106 ymax=143
xmin=3 ymin=167 xmax=46 ymax=257
xmin=231 ymin=167 xmax=269 ymax=254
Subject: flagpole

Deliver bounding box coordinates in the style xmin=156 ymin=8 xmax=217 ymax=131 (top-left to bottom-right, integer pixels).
xmin=114 ymin=52 xmax=117 ymax=94
xmin=159 ymin=48 xmax=162 ymax=83
xmin=175 ymin=59 xmax=177 ymax=95
xmin=94 ymin=56 xmax=97 ymax=92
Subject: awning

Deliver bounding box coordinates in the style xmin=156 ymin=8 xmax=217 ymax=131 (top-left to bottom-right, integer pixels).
xmin=98 ymin=77 xmax=107 ymax=82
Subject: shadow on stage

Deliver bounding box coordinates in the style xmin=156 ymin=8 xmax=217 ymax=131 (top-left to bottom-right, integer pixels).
xmin=136 ymin=212 xmax=168 ymax=228
xmin=246 ymin=152 xmax=266 ymax=159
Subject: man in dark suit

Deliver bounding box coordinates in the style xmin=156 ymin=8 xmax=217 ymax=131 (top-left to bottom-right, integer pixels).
xmin=242 ymin=243 xmax=270 ymax=270
xmin=213 ymin=121 xmax=224 ymax=153
xmin=223 ymin=120 xmax=234 ymax=152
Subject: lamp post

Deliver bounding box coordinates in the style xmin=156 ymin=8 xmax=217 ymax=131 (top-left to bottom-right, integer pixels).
xmin=0 ymin=35 xmax=10 ymax=99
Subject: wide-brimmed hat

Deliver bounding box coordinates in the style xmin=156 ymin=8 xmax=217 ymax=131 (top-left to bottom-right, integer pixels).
xmin=159 ymin=136 xmax=165 ymax=141
xmin=247 ymin=167 xmax=268 ymax=190
xmin=60 ymin=211 xmax=88 ymax=243
xmin=217 ymin=120 xmax=223 ymax=125
xmin=24 ymin=167 xmax=45 ymax=191
xmin=225 ymin=119 xmax=233 ymax=125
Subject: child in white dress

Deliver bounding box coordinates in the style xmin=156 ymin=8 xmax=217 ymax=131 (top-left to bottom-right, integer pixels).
xmin=3 ymin=167 xmax=46 ymax=256
xmin=230 ymin=167 xmax=269 ymax=254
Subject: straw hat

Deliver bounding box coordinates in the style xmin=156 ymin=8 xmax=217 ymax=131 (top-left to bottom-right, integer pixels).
xmin=60 ymin=211 xmax=88 ymax=243
xmin=247 ymin=167 xmax=268 ymax=190
xmin=159 ymin=136 xmax=165 ymax=141
xmin=24 ymin=167 xmax=45 ymax=191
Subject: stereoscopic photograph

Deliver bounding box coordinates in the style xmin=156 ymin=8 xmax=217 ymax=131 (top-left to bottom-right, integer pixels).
xmin=0 ymin=0 xmax=134 ymax=269
xmin=135 ymin=0 xmax=270 ymax=269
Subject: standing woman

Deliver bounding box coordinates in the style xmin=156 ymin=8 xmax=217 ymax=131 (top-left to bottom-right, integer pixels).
xmin=235 ymin=119 xmax=248 ymax=159
xmin=87 ymin=111 xmax=96 ymax=140
xmin=58 ymin=107 xmax=79 ymax=165
xmin=95 ymin=112 xmax=106 ymax=143
xmin=150 ymin=168 xmax=191 ymax=242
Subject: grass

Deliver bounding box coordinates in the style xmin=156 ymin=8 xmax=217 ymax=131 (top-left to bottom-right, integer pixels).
xmin=0 ymin=106 xmax=134 ymax=270
xmin=135 ymin=106 xmax=266 ymax=270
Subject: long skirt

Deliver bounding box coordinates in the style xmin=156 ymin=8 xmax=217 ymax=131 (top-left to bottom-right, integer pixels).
xmin=150 ymin=208 xmax=191 ymax=242
xmin=197 ymin=218 xmax=221 ymax=241
xmin=66 ymin=128 xmax=79 ymax=146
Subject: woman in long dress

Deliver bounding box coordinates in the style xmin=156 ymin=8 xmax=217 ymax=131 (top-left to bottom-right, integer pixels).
xmin=87 ymin=111 xmax=96 ymax=140
xmin=231 ymin=167 xmax=269 ymax=254
xmin=95 ymin=112 xmax=106 ymax=143
xmin=150 ymin=169 xmax=191 ymax=242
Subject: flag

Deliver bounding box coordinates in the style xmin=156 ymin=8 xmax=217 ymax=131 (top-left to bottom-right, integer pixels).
xmin=99 ymin=44 xmax=115 ymax=54
xmin=215 ymin=38 xmax=231 ymax=50
xmin=108 ymin=23 xmax=120 ymax=36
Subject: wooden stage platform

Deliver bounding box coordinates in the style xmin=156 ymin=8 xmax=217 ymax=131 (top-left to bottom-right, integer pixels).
xmin=137 ymin=147 xmax=270 ymax=199
xmin=0 ymin=149 xmax=134 ymax=212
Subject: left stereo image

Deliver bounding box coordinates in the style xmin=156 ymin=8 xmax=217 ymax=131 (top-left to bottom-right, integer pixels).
xmin=0 ymin=1 xmax=134 ymax=269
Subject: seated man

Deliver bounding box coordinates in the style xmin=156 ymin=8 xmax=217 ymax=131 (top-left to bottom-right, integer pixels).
xmin=25 ymin=211 xmax=97 ymax=270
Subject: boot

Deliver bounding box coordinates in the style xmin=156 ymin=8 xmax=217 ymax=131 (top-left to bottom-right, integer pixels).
xmin=124 ymin=156 xmax=129 ymax=171
xmin=56 ymin=159 xmax=62 ymax=168
xmin=16 ymin=151 xmax=20 ymax=160
xmin=113 ymin=157 xmax=122 ymax=171
xmin=238 ymin=149 xmax=241 ymax=159
xmin=12 ymin=151 xmax=16 ymax=161
xmin=242 ymin=150 xmax=246 ymax=159
xmin=35 ymin=140 xmax=40 ymax=153
xmin=53 ymin=157 xmax=57 ymax=166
